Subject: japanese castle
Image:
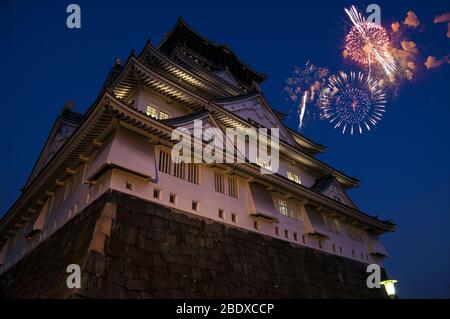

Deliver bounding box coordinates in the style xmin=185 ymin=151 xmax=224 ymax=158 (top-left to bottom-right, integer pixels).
xmin=0 ymin=19 xmax=395 ymax=298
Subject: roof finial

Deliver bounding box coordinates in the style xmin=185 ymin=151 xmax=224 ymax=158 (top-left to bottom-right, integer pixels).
xmin=63 ymin=100 xmax=75 ymax=111
xmin=115 ymin=58 xmax=122 ymax=65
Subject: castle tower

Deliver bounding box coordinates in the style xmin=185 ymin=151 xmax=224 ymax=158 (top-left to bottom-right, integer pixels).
xmin=0 ymin=19 xmax=394 ymax=298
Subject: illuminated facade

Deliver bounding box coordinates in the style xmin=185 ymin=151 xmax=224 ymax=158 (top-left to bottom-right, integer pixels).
xmin=0 ymin=19 xmax=394 ymax=296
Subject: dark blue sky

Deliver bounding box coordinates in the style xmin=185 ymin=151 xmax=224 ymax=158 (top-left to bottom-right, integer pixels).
xmin=1 ymin=0 xmax=449 ymax=298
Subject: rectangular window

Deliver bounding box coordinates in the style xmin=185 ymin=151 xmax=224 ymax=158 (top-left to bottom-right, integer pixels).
xmin=227 ymin=177 xmax=238 ymax=198
xmin=284 ymin=230 xmax=289 ymax=239
xmin=146 ymin=105 xmax=158 ymax=118
xmin=287 ymin=171 xmax=301 ymax=184
xmin=192 ymin=201 xmax=199 ymax=211
xmin=153 ymin=188 xmax=160 ymax=199
xmin=275 ymin=227 xmax=280 ymax=236
xmin=218 ymin=209 xmax=225 ymax=220
xmin=256 ymin=156 xmax=271 ymax=170
xmin=159 ymin=111 xmax=169 ymax=120
xmin=324 ymin=215 xmax=340 ymax=234
xmin=214 ymin=172 xmax=225 ymax=193
xmin=158 ymin=150 xmax=171 ymax=174
xmin=275 ymin=197 xmax=301 ymax=220
xmin=173 ymin=162 xmax=184 ymax=179
xmin=293 ymin=232 xmax=298 ymax=241
xmin=169 ymin=193 xmax=177 ymax=204
xmin=276 ymin=198 xmax=289 ymax=217
xmin=231 ymin=213 xmax=238 ymax=223
xmin=346 ymin=225 xmax=365 ymax=242
xmin=187 ymin=163 xmax=199 ymax=184
xmin=302 ymin=235 xmax=307 ymax=244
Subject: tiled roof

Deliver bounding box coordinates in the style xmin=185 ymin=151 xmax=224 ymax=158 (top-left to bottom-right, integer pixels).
xmin=159 ymin=109 xmax=210 ymax=126
xmin=311 ymin=174 xmax=335 ymax=193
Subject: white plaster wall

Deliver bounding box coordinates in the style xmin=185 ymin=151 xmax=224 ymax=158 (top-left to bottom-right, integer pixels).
xmin=87 ymin=131 xmax=157 ymax=180
xmin=0 ymin=132 xmax=386 ymax=273
xmin=108 ymin=151 xmax=383 ymax=266
xmin=277 ymin=157 xmax=316 ymax=187
xmin=0 ymin=167 xmax=110 ymax=274
xmin=134 ymin=88 xmax=191 ymax=118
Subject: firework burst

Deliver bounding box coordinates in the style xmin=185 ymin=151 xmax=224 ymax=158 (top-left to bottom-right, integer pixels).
xmin=284 ymin=62 xmax=329 ymax=131
xmin=319 ymin=71 xmax=387 ymax=135
xmin=344 ymin=5 xmax=396 ymax=76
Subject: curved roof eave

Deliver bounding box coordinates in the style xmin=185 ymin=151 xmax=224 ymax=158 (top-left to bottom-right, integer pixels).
xmin=157 ymin=17 xmax=268 ymax=82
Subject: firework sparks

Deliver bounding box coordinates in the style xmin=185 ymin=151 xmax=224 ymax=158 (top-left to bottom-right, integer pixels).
xmin=285 ymin=62 xmax=329 ymax=131
xmin=344 ymin=5 xmax=396 ymax=76
xmin=299 ymin=91 xmax=308 ymax=131
xmin=319 ymin=71 xmax=387 ymax=135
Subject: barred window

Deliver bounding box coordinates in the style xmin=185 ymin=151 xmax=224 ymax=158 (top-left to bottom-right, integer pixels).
xmin=173 ymin=162 xmax=185 ymax=179
xmin=275 ymin=197 xmax=301 ymax=220
xmin=214 ymin=172 xmax=225 ymax=193
xmin=146 ymin=105 xmax=158 ymax=118
xmin=159 ymin=111 xmax=169 ymax=120
xmin=256 ymin=156 xmax=271 ymax=170
xmin=158 ymin=150 xmax=170 ymax=174
xmin=227 ymin=177 xmax=238 ymax=198
xmin=146 ymin=104 xmax=170 ymax=120
xmin=277 ymin=198 xmax=289 ymax=217
xmin=287 ymin=171 xmax=301 ymax=184
xmin=187 ymin=163 xmax=199 ymax=184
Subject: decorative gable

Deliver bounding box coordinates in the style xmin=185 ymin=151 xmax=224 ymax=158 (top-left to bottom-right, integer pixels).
xmin=215 ymin=94 xmax=297 ymax=146
xmin=25 ymin=104 xmax=84 ymax=188
xmin=161 ymin=110 xmax=220 ymax=139
xmin=312 ymin=174 xmax=357 ymax=208
xmin=40 ymin=124 xmax=76 ymax=169
xmin=212 ymin=70 xmax=241 ymax=88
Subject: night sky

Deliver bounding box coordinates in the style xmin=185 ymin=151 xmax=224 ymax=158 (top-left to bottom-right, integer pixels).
xmin=1 ymin=0 xmax=449 ymax=298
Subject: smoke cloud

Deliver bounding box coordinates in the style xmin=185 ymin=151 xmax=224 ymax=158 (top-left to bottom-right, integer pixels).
xmin=433 ymin=12 xmax=450 ymax=24
xmin=401 ymin=41 xmax=418 ymax=54
xmin=391 ymin=22 xmax=400 ymax=32
xmin=433 ymin=12 xmax=450 ymax=38
xmin=404 ymin=11 xmax=420 ymax=28
xmin=424 ymin=56 xmax=449 ymax=69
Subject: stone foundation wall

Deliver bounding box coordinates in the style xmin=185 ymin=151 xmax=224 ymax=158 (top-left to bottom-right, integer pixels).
xmin=0 ymin=190 xmax=388 ymax=298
